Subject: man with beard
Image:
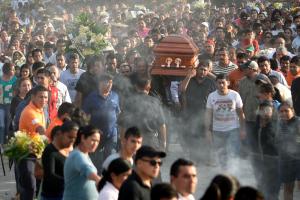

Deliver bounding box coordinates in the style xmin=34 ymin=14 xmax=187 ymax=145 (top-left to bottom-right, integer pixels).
xmin=179 ymin=60 xmax=216 ymax=162
xmin=212 ymin=47 xmax=238 ymax=75
xmin=118 ymin=145 xmax=166 ymax=200
xmin=106 ymin=53 xmax=118 ymax=76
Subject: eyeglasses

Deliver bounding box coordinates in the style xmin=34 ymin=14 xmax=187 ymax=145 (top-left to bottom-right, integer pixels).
xmin=141 ymin=159 xmax=163 ymax=167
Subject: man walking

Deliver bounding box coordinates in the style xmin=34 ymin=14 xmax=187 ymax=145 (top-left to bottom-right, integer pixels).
xmin=83 ymin=74 xmax=120 ymax=172
xmin=205 ymin=74 xmax=246 ymax=169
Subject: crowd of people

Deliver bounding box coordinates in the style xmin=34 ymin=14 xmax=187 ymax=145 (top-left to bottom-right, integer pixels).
xmin=0 ymin=0 xmax=300 ymax=200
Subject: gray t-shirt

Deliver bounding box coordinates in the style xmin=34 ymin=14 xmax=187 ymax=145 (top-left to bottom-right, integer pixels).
xmin=60 ymin=68 xmax=85 ymax=101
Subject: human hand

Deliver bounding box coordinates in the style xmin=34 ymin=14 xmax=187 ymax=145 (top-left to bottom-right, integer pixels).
xmin=186 ymin=68 xmax=196 ymax=79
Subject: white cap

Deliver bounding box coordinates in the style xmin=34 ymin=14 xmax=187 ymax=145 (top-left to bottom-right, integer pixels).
xmin=201 ymin=22 xmax=209 ymax=29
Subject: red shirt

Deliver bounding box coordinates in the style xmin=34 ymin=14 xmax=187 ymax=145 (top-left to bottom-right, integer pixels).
xmin=49 ymin=85 xmax=58 ymax=121
xmin=228 ymin=68 xmax=244 ymax=91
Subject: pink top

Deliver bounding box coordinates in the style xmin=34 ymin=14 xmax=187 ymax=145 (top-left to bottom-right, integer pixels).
xmin=138 ymin=27 xmax=150 ymax=38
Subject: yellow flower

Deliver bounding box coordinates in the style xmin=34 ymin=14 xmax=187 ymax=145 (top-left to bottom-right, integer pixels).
xmin=4 ymin=131 xmax=47 ymax=161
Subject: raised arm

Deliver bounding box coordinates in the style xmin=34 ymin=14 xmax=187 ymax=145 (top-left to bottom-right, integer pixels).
xmin=179 ymin=69 xmax=196 ymax=93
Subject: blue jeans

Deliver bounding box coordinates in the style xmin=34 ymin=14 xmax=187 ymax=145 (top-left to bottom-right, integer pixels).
xmin=213 ymin=128 xmax=240 ymax=168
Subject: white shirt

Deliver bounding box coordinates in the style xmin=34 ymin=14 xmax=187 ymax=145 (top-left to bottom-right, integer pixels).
xmin=60 ymin=68 xmax=85 ymax=101
xmin=56 ymin=81 xmax=72 ymax=107
xmin=206 ymin=90 xmax=243 ymax=132
xmin=292 ymin=36 xmax=300 ymax=54
xmin=178 ymin=193 xmax=195 ymax=200
xmin=102 ymin=153 xmax=121 ymax=171
xmin=44 ymin=53 xmax=57 ymax=64
xmin=98 ymin=182 xmax=119 ymax=200
xmin=271 ymin=29 xmax=284 ymax=36
xmin=212 ymin=61 xmax=238 ymax=75
xmin=102 ymin=153 xmax=133 ymax=171
xmin=274 ymin=83 xmax=292 ymax=103
xmin=170 ymin=81 xmax=180 ymax=103
xmin=262 ymin=70 xmax=288 ymax=86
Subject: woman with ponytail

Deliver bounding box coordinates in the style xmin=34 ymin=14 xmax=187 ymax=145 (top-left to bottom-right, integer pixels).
xmin=41 ymin=121 xmax=79 ymax=200
xmin=98 ymin=158 xmax=131 ymax=200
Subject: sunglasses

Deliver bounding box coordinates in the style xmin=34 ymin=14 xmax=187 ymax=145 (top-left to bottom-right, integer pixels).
xmin=141 ymin=159 xmax=163 ymax=166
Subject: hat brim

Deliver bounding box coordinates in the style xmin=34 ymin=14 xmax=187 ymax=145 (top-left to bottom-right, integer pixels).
xmin=147 ymin=151 xmax=166 ymax=158
xmin=255 ymin=79 xmax=268 ymax=84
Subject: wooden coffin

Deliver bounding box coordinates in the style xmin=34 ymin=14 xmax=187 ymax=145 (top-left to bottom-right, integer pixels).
xmin=151 ymin=34 xmax=199 ymax=76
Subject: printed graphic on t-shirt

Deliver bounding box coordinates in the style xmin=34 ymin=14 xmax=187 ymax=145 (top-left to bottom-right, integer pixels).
xmin=66 ymin=78 xmax=78 ymax=90
xmin=214 ymin=99 xmax=235 ymax=122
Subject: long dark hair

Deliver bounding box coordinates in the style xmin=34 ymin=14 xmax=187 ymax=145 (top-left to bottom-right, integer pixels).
xmin=201 ymin=174 xmax=239 ymax=200
xmin=200 ymin=183 xmax=221 ymax=200
xmin=97 ymin=158 xmax=131 ymax=192
xmin=61 ymin=120 xmax=79 ymax=133
xmin=50 ymin=121 xmax=79 ymax=141
xmin=74 ymin=125 xmax=100 ymax=146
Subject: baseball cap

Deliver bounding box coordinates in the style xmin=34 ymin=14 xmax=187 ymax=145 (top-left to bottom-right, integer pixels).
xmin=255 ymin=73 xmax=271 ymax=84
xmin=241 ymin=60 xmax=259 ymax=70
xmin=246 ymin=45 xmax=255 ymax=52
xmin=201 ymin=22 xmax=209 ymax=29
xmin=44 ymin=42 xmax=54 ymax=49
xmin=135 ymin=146 xmax=166 ymax=162
xmin=205 ymin=39 xmax=215 ymax=46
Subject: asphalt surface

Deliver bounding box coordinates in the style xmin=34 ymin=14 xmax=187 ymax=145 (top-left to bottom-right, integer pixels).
xmin=0 ymin=137 xmax=300 ymax=200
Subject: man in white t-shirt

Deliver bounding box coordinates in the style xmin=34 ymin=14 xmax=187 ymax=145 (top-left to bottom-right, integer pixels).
xmin=205 ymin=73 xmax=246 ymax=169
xmin=60 ymin=53 xmax=85 ymax=101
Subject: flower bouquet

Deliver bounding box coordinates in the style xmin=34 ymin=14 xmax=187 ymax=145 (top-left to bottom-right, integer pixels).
xmin=67 ymin=12 xmax=110 ymax=57
xmin=192 ymin=0 xmax=207 ymax=10
xmin=4 ymin=131 xmax=48 ymax=162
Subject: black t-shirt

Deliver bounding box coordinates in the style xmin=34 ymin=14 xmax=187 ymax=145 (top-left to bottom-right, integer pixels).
xmin=41 ymin=143 xmax=66 ymax=197
xmin=253 ymin=119 xmax=278 ymax=156
xmin=183 ymin=77 xmax=217 ymax=116
xmin=10 ymin=95 xmax=22 ymax=118
xmin=291 ymin=77 xmax=300 ymax=116
xmin=75 ymin=71 xmax=98 ymax=101
xmin=118 ymin=171 xmax=151 ymax=200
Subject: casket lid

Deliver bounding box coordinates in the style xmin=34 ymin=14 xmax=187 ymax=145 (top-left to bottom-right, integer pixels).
xmin=153 ymin=34 xmax=199 ymax=55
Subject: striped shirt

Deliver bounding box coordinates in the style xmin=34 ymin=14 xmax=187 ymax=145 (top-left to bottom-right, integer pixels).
xmin=212 ymin=61 xmax=238 ymax=75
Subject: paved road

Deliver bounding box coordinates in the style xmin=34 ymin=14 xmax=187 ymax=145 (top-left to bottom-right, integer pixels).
xmin=1 ymin=140 xmax=300 ymax=199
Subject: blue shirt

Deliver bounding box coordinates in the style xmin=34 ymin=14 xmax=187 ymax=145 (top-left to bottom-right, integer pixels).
xmin=63 ymin=149 xmax=98 ymax=200
xmin=83 ymin=91 xmax=120 ymax=138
